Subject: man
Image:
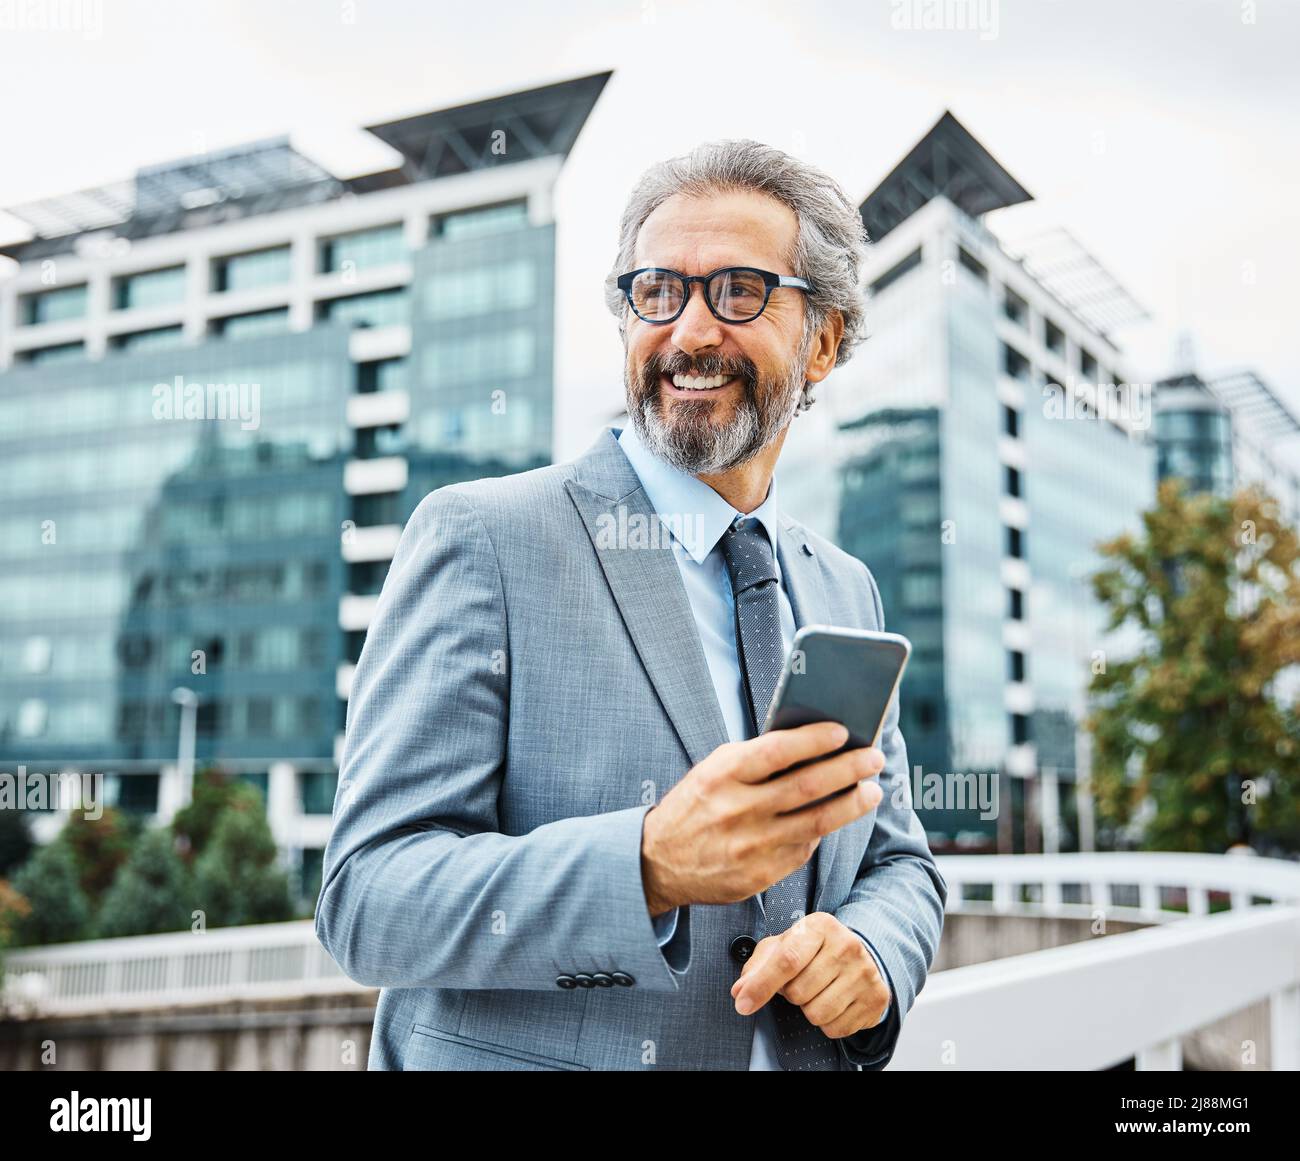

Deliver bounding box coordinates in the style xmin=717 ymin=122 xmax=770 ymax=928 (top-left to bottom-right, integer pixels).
xmin=315 ymin=139 xmax=947 ymax=1071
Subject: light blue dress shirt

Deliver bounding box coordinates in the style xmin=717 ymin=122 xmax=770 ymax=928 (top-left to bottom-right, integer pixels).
xmin=616 ymin=423 xmax=893 ymax=1070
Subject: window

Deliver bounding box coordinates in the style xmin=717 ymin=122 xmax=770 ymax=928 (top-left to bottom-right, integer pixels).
xmin=357 ymin=358 xmax=409 ymax=394
xmin=1002 ymin=404 xmax=1021 ymax=439
xmin=114 ymin=266 xmax=186 ymax=310
xmin=1079 ymin=347 xmax=1099 ymax=380
xmin=22 ymin=284 xmax=88 ymax=325
xmin=16 ymin=341 xmax=86 ymax=365
xmin=1004 ymin=464 xmax=1022 ymax=498
xmin=1002 ymin=287 xmax=1028 ymax=327
xmin=957 ymin=246 xmax=987 ymax=282
xmin=1008 ymin=588 xmax=1024 ymax=621
xmin=1044 ymin=319 xmax=1065 ymax=356
xmin=902 ymin=570 xmax=942 ymax=610
xmin=317 ymin=287 xmax=410 ymax=329
xmin=1002 ymin=342 xmax=1032 ymax=383
xmin=1008 ymin=651 xmax=1026 ymax=682
xmin=1011 ymin=713 xmax=1030 ymax=745
xmin=246 ymin=697 xmax=274 ymax=736
xmin=352 ymin=492 xmax=402 ymax=527
xmin=300 ymin=770 xmax=338 ymax=815
xmin=111 ymin=325 xmax=185 ymax=353
xmin=349 ymin=559 xmax=390 ymax=595
xmin=1006 ymin=526 xmax=1024 ymax=559
xmin=213 ymin=246 xmax=292 ymax=292
xmin=869 ymin=247 xmax=923 ymax=296
xmin=423 ymin=260 xmax=536 ymax=319
xmin=18 ymin=699 xmax=48 ymax=738
xmin=320 ymin=223 xmax=405 ymax=274
xmin=354 ymin=424 xmax=406 ymax=459
xmin=432 ymin=200 xmax=528 ymax=241
xmin=211 ymin=308 xmax=290 ymax=340
xmin=22 ymin=636 xmax=52 ymax=674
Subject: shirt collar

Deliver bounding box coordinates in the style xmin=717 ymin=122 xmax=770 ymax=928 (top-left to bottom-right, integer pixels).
xmin=615 ymin=422 xmax=784 ymax=565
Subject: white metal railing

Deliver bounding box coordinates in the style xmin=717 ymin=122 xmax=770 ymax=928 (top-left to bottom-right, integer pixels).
xmin=1 ymin=919 xmax=362 ymax=1016
xmin=890 ymin=903 xmax=1300 ymax=1070
xmin=937 ymin=851 xmax=1300 ymax=923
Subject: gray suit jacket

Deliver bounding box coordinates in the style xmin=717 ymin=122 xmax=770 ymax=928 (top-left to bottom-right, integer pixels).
xmin=315 ymin=424 xmax=947 ymax=1070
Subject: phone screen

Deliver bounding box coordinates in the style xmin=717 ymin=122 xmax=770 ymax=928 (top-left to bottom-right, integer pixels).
xmin=761 ymin=627 xmax=910 ymax=799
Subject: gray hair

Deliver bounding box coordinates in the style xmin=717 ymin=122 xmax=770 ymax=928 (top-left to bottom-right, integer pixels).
xmin=603 ymin=139 xmax=869 ymax=367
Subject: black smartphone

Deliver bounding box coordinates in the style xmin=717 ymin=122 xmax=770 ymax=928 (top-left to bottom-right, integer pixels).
xmin=760 ymin=625 xmax=911 ymax=808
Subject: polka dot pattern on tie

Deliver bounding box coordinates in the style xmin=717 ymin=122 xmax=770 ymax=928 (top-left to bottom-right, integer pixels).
xmin=719 ymin=518 xmax=838 ymax=1070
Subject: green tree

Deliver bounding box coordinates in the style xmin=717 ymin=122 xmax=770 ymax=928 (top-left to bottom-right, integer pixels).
xmin=60 ymin=806 xmax=137 ymax=909
xmin=172 ymin=767 xmax=259 ymax=864
xmin=191 ymin=796 xmax=292 ymax=928
xmin=0 ymin=878 xmax=33 ymax=1000
xmin=95 ymin=827 xmax=193 ymax=938
xmin=1087 ymin=479 xmax=1300 ymax=852
xmin=9 ymin=840 xmax=92 ymax=946
xmin=0 ymin=809 xmax=34 ymax=877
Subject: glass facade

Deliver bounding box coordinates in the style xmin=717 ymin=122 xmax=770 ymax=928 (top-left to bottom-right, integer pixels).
xmin=781 ymin=223 xmax=1156 ymax=852
xmin=112 ymin=325 xmax=187 ymax=353
xmin=213 ymin=308 xmax=291 ymax=340
xmin=404 ymin=218 xmax=555 ymax=497
xmin=0 ymin=327 xmax=353 ymax=768
xmin=318 ymin=287 xmax=410 ymax=329
xmin=213 ymin=246 xmax=292 ymax=293
xmin=320 ymin=223 xmax=405 ymax=274
xmin=22 ymin=283 xmax=88 ymax=325
xmin=115 ymin=266 xmax=187 ymax=311
xmin=1155 ymin=404 xmax=1234 ymax=496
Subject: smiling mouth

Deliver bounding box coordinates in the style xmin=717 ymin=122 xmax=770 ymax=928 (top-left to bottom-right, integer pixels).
xmin=660 ymin=372 xmax=742 ymax=397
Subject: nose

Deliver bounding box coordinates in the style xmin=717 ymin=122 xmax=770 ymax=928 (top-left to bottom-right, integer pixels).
xmin=668 ymin=280 xmax=725 ymax=357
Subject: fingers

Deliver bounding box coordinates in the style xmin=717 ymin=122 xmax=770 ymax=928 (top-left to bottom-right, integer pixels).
xmin=726 ymin=721 xmax=850 ymax=785
xmin=764 ymin=745 xmax=885 ymax=815
xmin=730 ymin=920 xmax=827 ymax=1015
xmin=767 ymin=770 xmax=884 ymax=847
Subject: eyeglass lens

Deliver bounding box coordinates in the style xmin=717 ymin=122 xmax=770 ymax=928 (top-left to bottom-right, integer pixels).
xmin=629 ymin=270 xmax=768 ymax=321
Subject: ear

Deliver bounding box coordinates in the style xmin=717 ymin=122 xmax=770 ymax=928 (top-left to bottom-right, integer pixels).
xmin=805 ymin=310 xmax=844 ymax=383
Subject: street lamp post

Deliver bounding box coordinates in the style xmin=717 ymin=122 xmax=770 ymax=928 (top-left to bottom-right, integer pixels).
xmin=171 ymin=687 xmax=199 ymax=810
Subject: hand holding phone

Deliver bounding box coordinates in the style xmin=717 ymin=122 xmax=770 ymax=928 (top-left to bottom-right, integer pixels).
xmin=760 ymin=625 xmax=911 ymax=808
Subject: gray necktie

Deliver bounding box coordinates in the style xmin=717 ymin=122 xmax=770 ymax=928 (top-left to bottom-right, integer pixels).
xmin=719 ymin=517 xmax=839 ymax=1071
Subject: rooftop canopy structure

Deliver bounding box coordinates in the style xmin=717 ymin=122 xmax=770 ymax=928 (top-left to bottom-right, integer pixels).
xmin=0 ymin=70 xmax=612 ymax=263
xmin=860 ymin=110 xmax=1032 ymax=242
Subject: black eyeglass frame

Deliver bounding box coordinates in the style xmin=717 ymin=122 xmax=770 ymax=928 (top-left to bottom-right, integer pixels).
xmin=615 ymin=266 xmax=814 ymax=325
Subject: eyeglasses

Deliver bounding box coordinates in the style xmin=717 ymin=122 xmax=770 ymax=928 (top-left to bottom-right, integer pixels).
xmin=615 ymin=266 xmax=814 ymax=325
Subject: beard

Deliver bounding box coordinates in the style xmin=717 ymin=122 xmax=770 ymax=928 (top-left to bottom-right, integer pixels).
xmin=625 ymin=326 xmax=814 ymax=476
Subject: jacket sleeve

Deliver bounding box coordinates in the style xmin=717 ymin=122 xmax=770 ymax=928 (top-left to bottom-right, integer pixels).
xmin=314 ymin=486 xmax=691 ymax=992
xmin=833 ymin=560 xmax=947 ymax=1070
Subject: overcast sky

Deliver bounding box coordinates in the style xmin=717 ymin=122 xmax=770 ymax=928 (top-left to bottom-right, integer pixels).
xmin=2 ymin=0 xmax=1296 ymax=463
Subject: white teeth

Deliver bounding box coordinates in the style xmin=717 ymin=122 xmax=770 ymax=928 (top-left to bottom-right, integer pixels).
xmin=670 ymin=373 xmax=734 ymax=390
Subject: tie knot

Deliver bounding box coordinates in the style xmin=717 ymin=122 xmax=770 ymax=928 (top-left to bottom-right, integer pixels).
xmin=719 ymin=517 xmax=778 ymax=594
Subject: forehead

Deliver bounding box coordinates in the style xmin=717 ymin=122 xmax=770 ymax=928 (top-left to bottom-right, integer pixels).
xmin=633 ymin=188 xmax=798 ymax=275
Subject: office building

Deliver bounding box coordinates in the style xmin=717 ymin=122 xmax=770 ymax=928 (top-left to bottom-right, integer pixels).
xmin=0 ymin=72 xmax=610 ymax=902
xmin=779 ymin=113 xmax=1158 ymax=853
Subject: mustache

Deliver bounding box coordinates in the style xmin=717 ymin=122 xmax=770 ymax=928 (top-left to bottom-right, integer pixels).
xmin=642 ymin=354 xmax=757 ymax=382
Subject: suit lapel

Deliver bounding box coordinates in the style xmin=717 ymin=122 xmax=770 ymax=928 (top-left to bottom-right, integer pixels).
xmin=565 ymin=431 xmax=729 ymax=770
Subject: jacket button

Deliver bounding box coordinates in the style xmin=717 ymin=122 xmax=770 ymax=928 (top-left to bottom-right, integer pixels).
xmin=592 ymin=972 xmax=615 ymax=987
xmin=555 ymin=975 xmax=578 ymax=989
xmin=573 ymin=973 xmax=596 ymax=988
xmin=730 ymin=935 xmax=757 ymax=964
xmin=610 ymin=972 xmax=635 ymax=987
